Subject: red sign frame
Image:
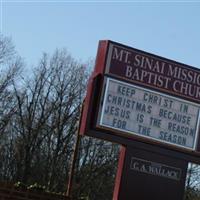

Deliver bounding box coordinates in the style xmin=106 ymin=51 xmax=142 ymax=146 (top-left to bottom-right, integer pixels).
xmin=80 ymin=40 xmax=200 ymax=158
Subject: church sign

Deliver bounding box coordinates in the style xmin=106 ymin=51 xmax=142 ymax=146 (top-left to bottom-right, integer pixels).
xmin=80 ymin=40 xmax=200 ymax=155
xmin=79 ymin=40 xmax=200 ymax=200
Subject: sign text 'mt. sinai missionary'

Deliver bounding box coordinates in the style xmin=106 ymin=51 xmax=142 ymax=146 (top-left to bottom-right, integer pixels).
xmin=105 ymin=43 xmax=200 ymax=103
xmin=98 ymin=78 xmax=200 ymax=150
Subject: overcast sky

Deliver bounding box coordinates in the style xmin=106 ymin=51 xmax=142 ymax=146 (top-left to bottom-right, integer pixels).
xmin=1 ymin=1 xmax=200 ymax=69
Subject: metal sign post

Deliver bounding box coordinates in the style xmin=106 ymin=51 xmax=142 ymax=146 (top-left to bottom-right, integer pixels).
xmin=113 ymin=146 xmax=188 ymax=200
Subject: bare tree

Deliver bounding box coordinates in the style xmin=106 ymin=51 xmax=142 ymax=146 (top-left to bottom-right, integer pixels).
xmin=0 ymin=34 xmax=15 ymax=64
xmin=0 ymin=34 xmax=22 ymax=131
xmin=11 ymin=49 xmax=89 ymax=190
xmin=72 ymin=137 xmax=119 ymax=200
xmin=0 ymin=34 xmax=23 ymax=181
xmin=0 ymin=36 xmax=120 ymax=199
xmin=185 ymin=163 xmax=200 ymax=200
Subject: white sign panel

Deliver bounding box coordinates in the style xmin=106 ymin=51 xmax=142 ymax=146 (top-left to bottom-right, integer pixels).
xmin=98 ymin=78 xmax=200 ymax=150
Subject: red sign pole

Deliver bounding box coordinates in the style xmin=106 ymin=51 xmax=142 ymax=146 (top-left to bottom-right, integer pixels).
xmin=112 ymin=146 xmax=126 ymax=200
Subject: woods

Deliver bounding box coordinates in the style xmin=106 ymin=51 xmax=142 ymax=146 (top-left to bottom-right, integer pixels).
xmin=0 ymin=34 xmax=119 ymax=200
xmin=1 ymin=34 xmax=200 ymax=200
